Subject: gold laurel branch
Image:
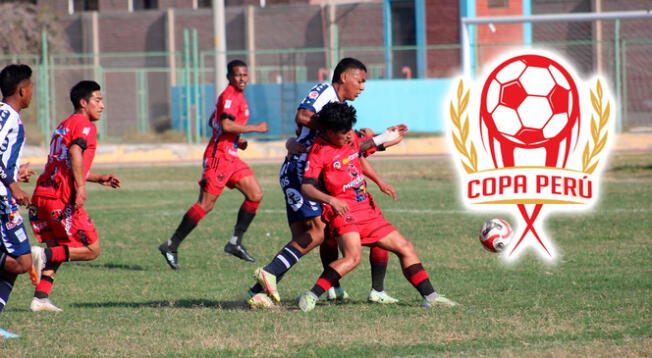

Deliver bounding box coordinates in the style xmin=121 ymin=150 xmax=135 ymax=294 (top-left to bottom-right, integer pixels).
xmin=582 ymin=80 xmax=610 ymax=174
xmin=450 ymin=79 xmax=477 ymax=173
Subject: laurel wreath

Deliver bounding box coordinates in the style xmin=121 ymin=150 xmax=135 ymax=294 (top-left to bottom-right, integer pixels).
xmin=450 ymin=80 xmax=478 ymax=174
xmin=582 ymin=80 xmax=610 ymax=174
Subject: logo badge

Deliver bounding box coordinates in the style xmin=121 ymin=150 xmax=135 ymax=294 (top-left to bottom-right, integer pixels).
xmin=447 ymin=52 xmax=614 ymax=262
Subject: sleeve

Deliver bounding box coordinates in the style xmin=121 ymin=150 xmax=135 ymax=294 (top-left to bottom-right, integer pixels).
xmin=302 ymin=143 xmax=325 ymax=186
xmin=69 ymin=122 xmax=93 ymax=151
xmin=218 ymin=93 xmax=238 ymax=121
xmin=298 ymin=83 xmax=331 ymax=113
xmin=0 ymin=110 xmax=15 ymax=186
xmin=358 ymin=135 xmax=378 ymax=158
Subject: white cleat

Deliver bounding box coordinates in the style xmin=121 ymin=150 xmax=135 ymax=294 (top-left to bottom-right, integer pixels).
xmin=368 ymin=289 xmax=399 ymax=304
xmin=326 ymin=287 xmax=349 ymax=301
xmin=423 ymin=294 xmax=458 ymax=307
xmin=29 ymin=246 xmax=45 ymax=286
xmin=30 ymin=298 xmax=63 ymax=312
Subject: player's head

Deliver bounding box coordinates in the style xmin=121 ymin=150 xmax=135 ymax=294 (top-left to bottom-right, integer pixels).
xmin=315 ymin=102 xmax=357 ymax=147
xmin=70 ymin=80 xmax=104 ymax=121
xmin=227 ymin=59 xmax=248 ymax=92
xmin=0 ymin=64 xmax=33 ymax=110
xmin=332 ymin=58 xmax=367 ymax=101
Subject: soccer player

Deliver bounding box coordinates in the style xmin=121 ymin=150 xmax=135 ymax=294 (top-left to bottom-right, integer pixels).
xmin=247 ymin=58 xmax=405 ymax=308
xmin=29 ymin=80 xmax=121 ymax=312
xmin=158 ymin=60 xmax=268 ymax=267
xmin=297 ymin=102 xmax=457 ymax=311
xmin=0 ymin=64 xmax=36 ymax=323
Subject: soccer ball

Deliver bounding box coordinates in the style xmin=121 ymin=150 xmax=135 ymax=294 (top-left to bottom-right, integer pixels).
xmin=479 ymin=218 xmax=513 ymax=253
xmin=481 ymin=55 xmax=579 ymax=148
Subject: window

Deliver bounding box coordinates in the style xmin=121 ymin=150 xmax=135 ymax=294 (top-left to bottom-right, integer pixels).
xmin=488 ymin=0 xmax=509 ymax=9
xmin=133 ymin=0 xmax=158 ymax=10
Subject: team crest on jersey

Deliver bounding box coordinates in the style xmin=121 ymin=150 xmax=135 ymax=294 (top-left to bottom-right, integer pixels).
xmin=82 ymin=127 xmax=91 ymax=135
xmin=446 ymin=51 xmax=614 ymax=263
xmin=308 ymin=91 xmax=319 ymax=100
xmin=225 ymin=99 xmax=232 ymax=109
xmin=333 ymin=160 xmax=341 ymax=169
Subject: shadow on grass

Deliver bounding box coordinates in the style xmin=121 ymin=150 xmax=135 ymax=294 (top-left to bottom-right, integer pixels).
xmin=70 ymin=298 xmax=246 ymax=310
xmin=73 ymin=262 xmax=146 ymax=271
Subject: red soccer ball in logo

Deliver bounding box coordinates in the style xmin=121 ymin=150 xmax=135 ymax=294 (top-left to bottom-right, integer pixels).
xmin=480 ymin=55 xmax=580 ymax=149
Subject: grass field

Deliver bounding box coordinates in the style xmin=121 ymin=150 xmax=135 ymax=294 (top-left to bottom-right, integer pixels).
xmin=1 ymin=153 xmax=650 ymax=357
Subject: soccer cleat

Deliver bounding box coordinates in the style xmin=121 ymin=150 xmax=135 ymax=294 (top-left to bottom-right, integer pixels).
xmin=30 ymin=246 xmax=45 ymax=285
xmin=254 ymin=268 xmax=280 ymax=302
xmin=326 ymin=286 xmax=349 ymax=301
xmin=30 ymin=297 xmax=63 ymax=312
xmin=246 ymin=293 xmax=275 ymax=309
xmin=422 ymin=294 xmax=458 ymax=308
xmin=158 ymin=242 xmax=180 ymax=270
xmin=368 ymin=289 xmax=399 ymax=304
xmin=224 ymin=243 xmax=255 ymax=262
xmin=0 ymin=328 xmax=19 ymax=339
xmin=297 ymin=291 xmax=318 ymax=312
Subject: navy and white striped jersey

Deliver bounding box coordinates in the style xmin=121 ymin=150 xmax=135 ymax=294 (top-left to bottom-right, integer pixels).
xmin=0 ymin=102 xmax=25 ymax=214
xmin=290 ymin=82 xmax=341 ymax=170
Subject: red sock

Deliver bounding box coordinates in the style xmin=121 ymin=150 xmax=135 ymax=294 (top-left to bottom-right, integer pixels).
xmin=310 ymin=265 xmax=342 ymax=297
xmin=187 ymin=204 xmax=207 ymax=223
xmin=402 ymin=263 xmax=435 ymax=297
xmin=47 ymin=246 xmax=69 ymax=264
xmin=34 ymin=276 xmax=54 ymax=299
xmin=241 ymin=200 xmax=260 ymax=214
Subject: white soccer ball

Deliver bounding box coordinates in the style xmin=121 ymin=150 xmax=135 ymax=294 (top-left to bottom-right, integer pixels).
xmin=479 ymin=218 xmax=513 ymax=253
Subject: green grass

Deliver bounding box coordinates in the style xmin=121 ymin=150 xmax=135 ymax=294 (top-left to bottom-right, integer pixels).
xmin=1 ymin=154 xmax=651 ymax=357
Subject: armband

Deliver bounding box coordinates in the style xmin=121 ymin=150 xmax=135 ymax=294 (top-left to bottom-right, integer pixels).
xmin=71 ymin=138 xmax=88 ymax=151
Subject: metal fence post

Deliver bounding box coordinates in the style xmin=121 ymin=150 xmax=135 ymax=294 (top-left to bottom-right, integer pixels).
xmin=137 ymin=70 xmax=149 ymax=133
xmin=614 ymin=19 xmax=622 ymax=133
xmin=184 ymin=29 xmax=192 ymax=144
xmin=192 ymin=29 xmax=201 ymax=144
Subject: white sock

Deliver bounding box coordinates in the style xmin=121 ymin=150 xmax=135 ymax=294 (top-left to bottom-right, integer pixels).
xmin=228 ymin=235 xmax=239 ymax=245
xmin=424 ymin=292 xmax=438 ymax=302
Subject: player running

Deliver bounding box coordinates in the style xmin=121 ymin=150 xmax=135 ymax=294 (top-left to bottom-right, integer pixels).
xmin=0 ymin=64 xmax=38 ymax=325
xmin=246 ymin=58 xmax=405 ymax=308
xmin=29 ymin=80 xmax=121 ymax=312
xmin=297 ymin=102 xmax=457 ymax=312
xmin=158 ymin=60 xmax=268 ymax=267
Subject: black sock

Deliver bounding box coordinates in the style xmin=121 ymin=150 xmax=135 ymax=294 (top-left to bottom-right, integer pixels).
xmin=233 ymin=208 xmax=256 ymax=245
xmin=310 ymin=266 xmax=342 ymax=297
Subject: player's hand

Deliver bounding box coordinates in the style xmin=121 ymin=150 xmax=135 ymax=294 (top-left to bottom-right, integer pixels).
xmin=98 ymin=175 xmax=121 ymax=188
xmin=328 ymin=197 xmax=349 ymax=216
xmin=8 ymin=182 xmax=29 ymax=206
xmin=359 ymin=128 xmax=375 ymax=137
xmin=74 ymin=186 xmax=87 ymax=210
xmin=383 ymin=124 xmax=408 ymax=148
xmin=255 ymin=122 xmax=269 ymax=133
xmin=377 ymin=180 xmax=397 ymax=200
xmin=286 ymin=138 xmax=307 ymax=155
xmin=238 ymin=139 xmax=248 ymax=150
xmin=17 ymin=162 xmax=37 ymax=183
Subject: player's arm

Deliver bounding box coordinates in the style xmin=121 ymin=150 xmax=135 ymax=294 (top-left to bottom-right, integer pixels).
xmin=359 ymin=124 xmax=408 ymax=153
xmin=285 ymin=137 xmax=307 ymax=156
xmin=0 ymin=114 xmax=29 ymax=205
xmin=69 ymin=143 xmax=87 ymax=209
xmin=87 ymin=172 xmax=121 ymax=188
xmin=301 ymin=181 xmax=349 ymax=216
xmin=295 ymin=108 xmax=322 ymax=130
xmin=358 ymin=157 xmax=396 ymax=200
xmin=220 ymin=114 xmax=268 ymax=134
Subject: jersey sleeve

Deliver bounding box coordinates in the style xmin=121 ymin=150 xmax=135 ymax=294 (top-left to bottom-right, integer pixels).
xmin=217 ymin=92 xmax=238 ymax=122
xmin=357 ymin=135 xmax=379 ymax=157
xmin=0 ymin=110 xmax=16 ymax=186
xmin=298 ymin=83 xmax=333 ymax=113
xmin=303 ymin=142 xmax=326 ymax=186
xmin=69 ymin=121 xmax=95 ymax=151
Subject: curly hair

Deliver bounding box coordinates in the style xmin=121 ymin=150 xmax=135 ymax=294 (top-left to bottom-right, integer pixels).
xmin=314 ymin=102 xmax=357 ymax=132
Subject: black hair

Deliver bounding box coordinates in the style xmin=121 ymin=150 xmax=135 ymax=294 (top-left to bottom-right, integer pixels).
xmin=0 ymin=64 xmax=32 ymax=98
xmin=315 ymin=102 xmax=357 ymax=133
xmin=70 ymin=80 xmax=101 ymax=110
xmin=227 ymin=59 xmax=247 ymax=76
xmin=331 ymin=58 xmax=366 ymax=84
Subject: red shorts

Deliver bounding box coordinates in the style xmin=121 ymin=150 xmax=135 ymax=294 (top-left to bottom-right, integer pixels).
xmin=199 ymin=155 xmax=254 ymax=196
xmin=324 ymin=199 xmax=396 ymax=245
xmin=29 ymin=196 xmax=98 ymax=247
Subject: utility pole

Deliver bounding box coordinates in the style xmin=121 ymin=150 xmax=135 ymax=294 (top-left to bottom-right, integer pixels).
xmin=213 ymin=0 xmax=228 ymax=95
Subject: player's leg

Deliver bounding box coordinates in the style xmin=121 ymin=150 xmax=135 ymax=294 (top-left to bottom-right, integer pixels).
xmin=0 ymin=214 xmax=33 ymax=311
xmin=250 ymin=216 xmax=326 ymax=302
xmin=298 ymin=232 xmax=362 ymax=312
xmin=0 ymin=251 xmax=32 ymax=275
xmin=31 ymin=252 xmax=63 ymax=312
xmin=319 ymin=235 xmax=349 ymax=301
xmin=159 ymin=188 xmax=217 ymax=269
xmin=367 ymin=247 xmax=398 ymax=304
xmin=0 ymin=270 xmax=17 ymax=313
xmin=374 ymin=231 xmax=457 ymax=307
xmin=225 ymin=174 xmax=263 ymax=262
